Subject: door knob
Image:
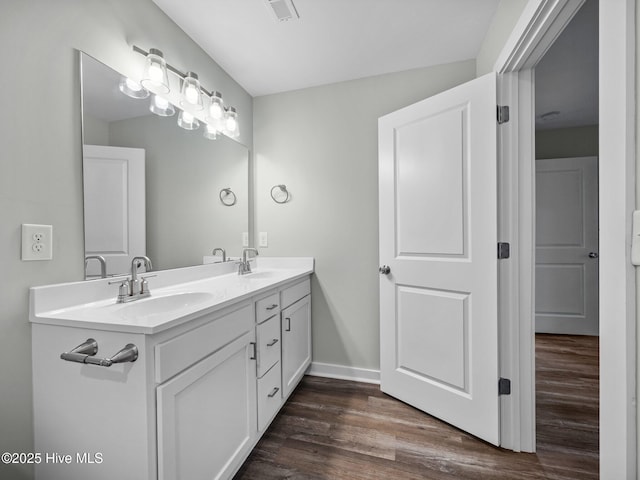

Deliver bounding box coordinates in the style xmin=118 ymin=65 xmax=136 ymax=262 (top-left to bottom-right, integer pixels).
xmin=588 ymin=252 xmax=599 ymax=259
xmin=379 ymin=265 xmax=391 ymax=275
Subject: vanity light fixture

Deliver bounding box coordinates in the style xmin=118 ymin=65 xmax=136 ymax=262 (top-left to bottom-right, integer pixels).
xmin=129 ymin=45 xmax=239 ymax=140
xmin=180 ymin=72 xmax=204 ymax=111
xmin=118 ymin=76 xmax=149 ymax=99
xmin=177 ymin=110 xmax=200 ymax=130
xmin=140 ymin=48 xmax=170 ymax=94
xmin=149 ymin=94 xmax=175 ymax=116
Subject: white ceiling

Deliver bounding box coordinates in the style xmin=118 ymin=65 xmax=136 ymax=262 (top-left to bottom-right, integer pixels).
xmin=87 ymin=0 xmax=597 ymax=130
xmin=151 ymin=0 xmax=500 ymax=97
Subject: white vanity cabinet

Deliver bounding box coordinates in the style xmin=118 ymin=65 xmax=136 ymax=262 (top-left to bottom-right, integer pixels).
xmin=30 ymin=259 xmax=313 ymax=480
xmin=32 ymin=301 xmax=258 ymax=480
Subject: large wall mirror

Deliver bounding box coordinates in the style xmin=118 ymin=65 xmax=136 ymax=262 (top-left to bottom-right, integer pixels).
xmin=80 ymin=52 xmax=249 ymax=278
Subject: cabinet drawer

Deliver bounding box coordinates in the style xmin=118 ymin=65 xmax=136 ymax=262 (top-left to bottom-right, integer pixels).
xmin=257 ymin=362 xmax=282 ymax=432
xmin=281 ymin=278 xmax=311 ymax=309
xmin=256 ymin=315 xmax=281 ymax=378
xmin=155 ymin=304 xmax=253 ymax=383
xmin=256 ymin=292 xmax=280 ymax=324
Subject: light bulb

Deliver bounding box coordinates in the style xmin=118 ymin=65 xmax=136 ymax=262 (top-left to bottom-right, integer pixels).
xmin=126 ymin=78 xmax=142 ymax=92
xmin=180 ymin=72 xmax=203 ymax=111
xmin=119 ymin=76 xmax=149 ymax=99
xmin=140 ymin=48 xmax=170 ymax=94
xmin=210 ymin=102 xmax=223 ymax=119
xmin=148 ymin=64 xmax=164 ymax=83
xmin=177 ymin=110 xmax=200 ymax=130
xmin=155 ymin=96 xmax=169 ymax=108
xmin=185 ymin=84 xmax=199 ymax=105
xmin=149 ymin=94 xmax=175 ymax=116
xmin=225 ymin=116 xmax=237 ymax=132
xmin=224 ymin=107 xmax=239 ymax=139
xmin=208 ymin=92 xmax=224 ymax=119
xmin=204 ymin=123 xmax=218 ymax=140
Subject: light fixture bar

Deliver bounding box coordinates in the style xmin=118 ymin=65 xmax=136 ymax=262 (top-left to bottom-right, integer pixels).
xmin=132 ymin=45 xmax=215 ymax=97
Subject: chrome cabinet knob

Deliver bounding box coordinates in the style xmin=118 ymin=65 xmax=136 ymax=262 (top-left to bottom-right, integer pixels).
xmin=379 ymin=265 xmax=391 ymax=275
xmin=588 ymin=252 xmax=599 ymax=259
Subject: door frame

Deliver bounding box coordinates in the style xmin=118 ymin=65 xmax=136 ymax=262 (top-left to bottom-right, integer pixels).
xmin=495 ymin=0 xmax=636 ymax=477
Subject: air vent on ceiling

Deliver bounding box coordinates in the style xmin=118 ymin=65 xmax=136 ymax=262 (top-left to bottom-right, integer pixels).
xmin=265 ymin=0 xmax=299 ymax=22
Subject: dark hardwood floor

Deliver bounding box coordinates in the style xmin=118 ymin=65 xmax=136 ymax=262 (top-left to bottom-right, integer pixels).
xmin=234 ymin=334 xmax=599 ymax=479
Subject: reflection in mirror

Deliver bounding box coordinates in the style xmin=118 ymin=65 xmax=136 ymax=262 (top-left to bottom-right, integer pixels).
xmin=80 ymin=52 xmax=249 ymax=279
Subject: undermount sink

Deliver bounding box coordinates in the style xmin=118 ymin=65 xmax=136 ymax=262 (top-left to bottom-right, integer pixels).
xmin=114 ymin=291 xmax=214 ymax=318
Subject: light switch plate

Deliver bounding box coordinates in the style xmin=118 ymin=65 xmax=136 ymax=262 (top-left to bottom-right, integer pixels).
xmin=242 ymin=232 xmax=249 ymax=247
xmin=22 ymin=224 xmax=53 ymax=261
xmin=259 ymin=232 xmax=268 ymax=248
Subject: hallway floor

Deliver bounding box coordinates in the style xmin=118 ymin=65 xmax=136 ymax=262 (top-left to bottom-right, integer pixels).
xmin=234 ymin=334 xmax=599 ymax=479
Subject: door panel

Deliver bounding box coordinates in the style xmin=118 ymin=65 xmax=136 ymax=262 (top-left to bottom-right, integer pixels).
xmin=535 ymin=156 xmax=599 ymax=335
xmin=83 ymin=145 xmax=145 ymax=277
xmin=397 ymin=286 xmax=469 ymax=390
xmin=379 ymin=73 xmax=499 ymax=445
xmin=396 ymin=107 xmax=466 ymax=256
xmin=281 ymin=296 xmax=311 ymax=399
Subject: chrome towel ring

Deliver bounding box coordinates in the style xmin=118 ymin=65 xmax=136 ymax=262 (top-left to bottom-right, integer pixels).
xmin=219 ymin=187 xmax=237 ymax=206
xmin=270 ymin=184 xmax=290 ymax=204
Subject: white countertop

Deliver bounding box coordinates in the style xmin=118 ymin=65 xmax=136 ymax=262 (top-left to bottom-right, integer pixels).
xmin=29 ymin=257 xmax=314 ymax=334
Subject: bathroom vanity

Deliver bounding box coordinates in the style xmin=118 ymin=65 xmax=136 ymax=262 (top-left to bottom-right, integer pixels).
xmin=29 ymin=257 xmax=313 ymax=480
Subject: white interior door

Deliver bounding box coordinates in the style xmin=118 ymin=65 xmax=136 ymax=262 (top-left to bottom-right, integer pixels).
xmin=83 ymin=145 xmax=146 ymax=277
xmin=379 ymin=73 xmax=499 ymax=445
xmin=535 ymin=156 xmax=599 ymax=335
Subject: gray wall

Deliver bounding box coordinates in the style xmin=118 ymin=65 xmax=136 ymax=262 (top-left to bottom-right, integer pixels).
xmin=476 ymin=0 xmax=529 ymax=76
xmin=0 ymin=1 xmax=251 ymax=478
xmin=254 ymin=61 xmax=476 ymax=371
xmin=83 ymin=114 xmax=110 ymax=145
xmin=536 ymin=125 xmax=599 ymax=159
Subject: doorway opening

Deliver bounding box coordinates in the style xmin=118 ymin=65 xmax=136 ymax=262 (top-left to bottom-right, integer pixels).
xmin=533 ymin=0 xmax=599 ymax=464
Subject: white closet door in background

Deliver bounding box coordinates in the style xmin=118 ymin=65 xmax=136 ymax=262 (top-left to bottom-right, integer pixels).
xmin=535 ymin=156 xmax=599 ymax=335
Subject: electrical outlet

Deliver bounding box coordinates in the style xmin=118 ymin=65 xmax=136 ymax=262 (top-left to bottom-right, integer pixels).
xmin=259 ymin=232 xmax=268 ymax=248
xmin=242 ymin=232 xmax=249 ymax=247
xmin=22 ymin=224 xmax=53 ymax=261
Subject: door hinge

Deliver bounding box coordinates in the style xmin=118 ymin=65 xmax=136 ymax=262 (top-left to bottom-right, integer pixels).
xmin=499 ymin=377 xmax=511 ymax=395
xmin=497 ymin=105 xmax=510 ymax=124
xmin=497 ymin=242 xmax=510 ymax=259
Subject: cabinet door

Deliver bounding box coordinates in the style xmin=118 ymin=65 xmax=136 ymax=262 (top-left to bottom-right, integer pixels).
xmin=281 ymin=295 xmax=312 ymax=398
xmin=157 ymin=330 xmax=257 ymax=480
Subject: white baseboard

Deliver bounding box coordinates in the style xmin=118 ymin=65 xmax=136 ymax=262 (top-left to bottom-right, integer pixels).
xmin=307 ymin=362 xmax=380 ymax=384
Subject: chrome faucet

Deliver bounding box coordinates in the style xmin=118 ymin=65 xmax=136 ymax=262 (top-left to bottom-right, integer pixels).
xmin=238 ymin=248 xmax=258 ymax=275
xmin=212 ymin=247 xmax=227 ymax=262
xmin=110 ymin=256 xmax=153 ymax=303
xmin=85 ymin=255 xmax=107 ymax=279
xmin=130 ymin=256 xmax=153 ymax=296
